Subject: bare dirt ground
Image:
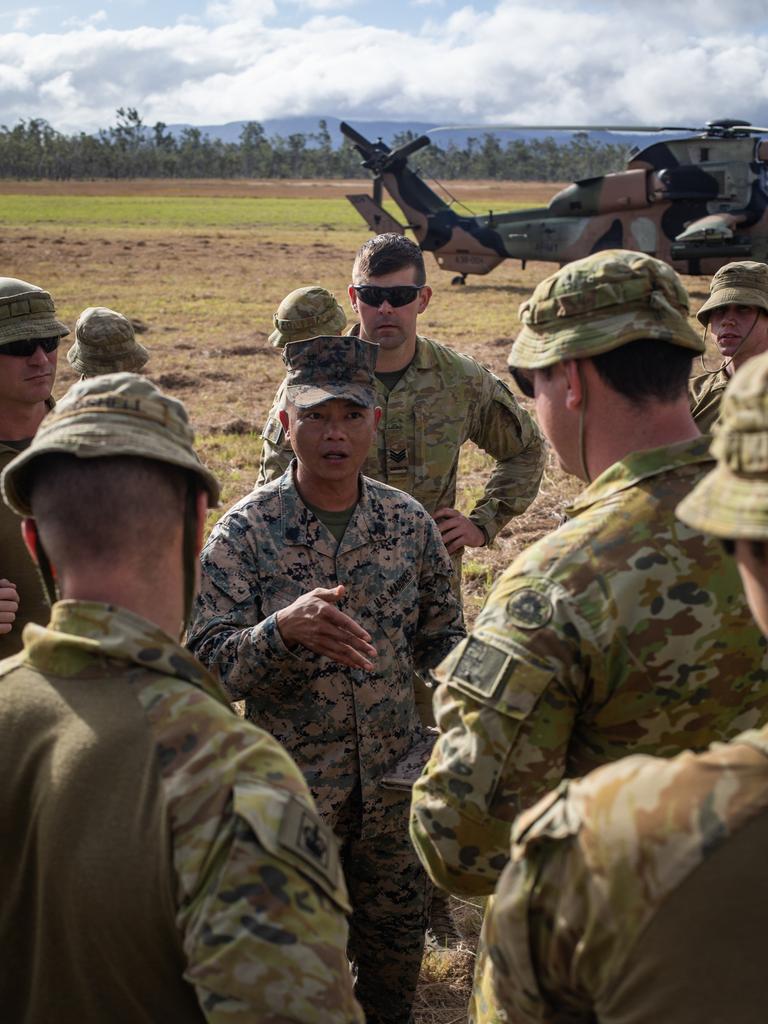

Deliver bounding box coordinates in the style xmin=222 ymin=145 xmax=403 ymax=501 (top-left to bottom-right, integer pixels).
xmin=0 ymin=178 xmax=716 ymax=1023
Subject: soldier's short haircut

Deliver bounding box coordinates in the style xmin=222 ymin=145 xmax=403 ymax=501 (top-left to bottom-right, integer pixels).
xmin=590 ymin=339 xmax=693 ymax=405
xmin=353 ymin=233 xmax=426 ymax=284
xmin=26 ymin=454 xmax=196 ymax=569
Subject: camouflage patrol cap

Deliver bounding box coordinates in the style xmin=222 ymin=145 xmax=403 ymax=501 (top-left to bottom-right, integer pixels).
xmin=677 ymin=351 xmax=768 ymax=538
xmin=67 ymin=306 xmax=149 ymax=376
xmin=509 ymin=249 xmax=703 ymax=370
xmin=283 ymin=335 xmax=378 ymax=409
xmin=1 ymin=372 xmax=220 ymax=517
xmin=696 ymin=261 xmax=768 ymax=325
xmin=0 ymin=277 xmax=69 ymax=348
xmin=269 ymin=286 xmax=347 ymax=347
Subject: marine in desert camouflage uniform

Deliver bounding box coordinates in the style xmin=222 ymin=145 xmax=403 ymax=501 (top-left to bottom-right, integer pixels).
xmin=67 ymin=305 xmax=150 ymax=378
xmin=487 ymin=350 xmax=768 ymax=1024
xmin=268 ymin=285 xmax=347 ymax=347
xmin=188 ymin=336 xmax=465 ymax=1024
xmin=258 ymin=234 xmax=545 ymax=575
xmin=0 ymin=276 xmax=68 ymax=655
xmin=0 ymin=373 xmax=361 ymax=1024
xmin=409 ymin=250 xmax=768 ymax=1022
xmin=689 ymin=260 xmax=768 ymax=432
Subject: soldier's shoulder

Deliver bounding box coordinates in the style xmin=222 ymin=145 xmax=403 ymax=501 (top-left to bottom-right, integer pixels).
xmin=418 ymin=334 xmax=498 ymax=383
xmin=689 ymin=365 xmax=729 ymax=400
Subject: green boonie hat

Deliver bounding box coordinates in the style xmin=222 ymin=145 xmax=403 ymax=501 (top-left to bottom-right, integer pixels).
xmin=269 ymin=286 xmax=347 ymax=347
xmin=1 ymin=372 xmax=220 ymax=516
xmin=677 ymin=350 xmax=768 ymax=539
xmin=0 ymin=276 xmax=69 ymax=347
xmin=67 ymin=307 xmax=150 ymax=376
xmin=509 ymin=249 xmax=703 ymax=369
xmin=283 ymin=335 xmax=378 ymax=409
xmin=696 ymin=261 xmax=768 ymax=325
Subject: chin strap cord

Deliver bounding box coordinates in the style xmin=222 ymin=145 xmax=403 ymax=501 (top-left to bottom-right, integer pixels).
xmin=577 ymin=361 xmax=591 ymax=484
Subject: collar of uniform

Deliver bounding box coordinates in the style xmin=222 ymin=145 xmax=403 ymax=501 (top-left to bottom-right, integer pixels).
xmin=21 ymin=599 xmax=226 ymax=701
xmin=279 ymin=462 xmax=387 ymax=556
xmin=566 ymin=435 xmax=715 ymax=518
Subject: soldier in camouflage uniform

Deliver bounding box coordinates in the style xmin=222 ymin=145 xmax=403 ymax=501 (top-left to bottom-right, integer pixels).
xmin=269 ymin=285 xmax=347 ymax=347
xmin=689 ymin=260 xmax=768 ymax=432
xmin=258 ymin=234 xmax=545 ymax=575
xmin=0 ymin=276 xmax=68 ymax=655
xmin=409 ymin=250 xmax=768 ymax=1022
xmin=486 ymin=350 xmax=768 ymax=1024
xmin=0 ymin=373 xmax=361 ymax=1024
xmin=67 ymin=305 xmax=149 ymax=377
xmin=188 ymin=335 xmax=465 ymax=1024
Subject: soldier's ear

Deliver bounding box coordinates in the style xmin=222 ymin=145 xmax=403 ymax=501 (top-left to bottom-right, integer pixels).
xmin=417 ymin=285 xmax=432 ymax=314
xmin=373 ymin=406 xmax=382 ymax=426
xmin=278 ymin=408 xmax=291 ymax=438
xmin=347 ymin=284 xmax=358 ymax=312
xmin=21 ymin=519 xmax=40 ymax=565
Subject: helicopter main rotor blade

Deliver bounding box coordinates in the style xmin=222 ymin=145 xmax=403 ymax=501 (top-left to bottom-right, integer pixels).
xmin=340 ymin=121 xmax=390 ymax=154
xmin=386 ymin=135 xmax=431 ymax=162
xmin=427 ymin=123 xmax=703 ymax=135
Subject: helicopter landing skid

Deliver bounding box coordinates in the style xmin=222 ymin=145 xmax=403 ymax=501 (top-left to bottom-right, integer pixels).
xmin=451 ymin=274 xmax=467 ymax=285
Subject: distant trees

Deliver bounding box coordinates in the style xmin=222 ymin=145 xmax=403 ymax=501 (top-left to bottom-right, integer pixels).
xmin=0 ymin=111 xmax=632 ymax=181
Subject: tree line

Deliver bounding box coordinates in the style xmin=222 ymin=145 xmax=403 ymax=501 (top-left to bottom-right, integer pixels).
xmin=0 ymin=108 xmax=634 ymax=181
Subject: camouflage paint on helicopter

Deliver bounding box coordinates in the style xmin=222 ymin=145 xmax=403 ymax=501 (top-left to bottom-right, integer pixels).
xmin=342 ymin=120 xmax=768 ymax=282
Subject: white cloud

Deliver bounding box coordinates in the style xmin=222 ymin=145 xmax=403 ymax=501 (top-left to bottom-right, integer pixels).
xmin=11 ymin=6 xmax=41 ymax=30
xmin=63 ymin=10 xmax=108 ymax=28
xmin=2 ymin=2 xmax=768 ymax=133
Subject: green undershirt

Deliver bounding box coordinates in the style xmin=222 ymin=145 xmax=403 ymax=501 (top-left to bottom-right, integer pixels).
xmin=303 ymin=499 xmax=358 ymax=544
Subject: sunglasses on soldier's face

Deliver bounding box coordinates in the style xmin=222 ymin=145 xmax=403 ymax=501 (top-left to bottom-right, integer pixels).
xmin=510 ymin=367 xmax=535 ymax=398
xmin=0 ymin=336 xmax=60 ymax=358
xmin=352 ymin=285 xmax=424 ymax=308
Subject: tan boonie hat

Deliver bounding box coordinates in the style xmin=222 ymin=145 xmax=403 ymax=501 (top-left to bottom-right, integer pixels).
xmin=677 ymin=350 xmax=768 ymax=539
xmin=1 ymin=373 xmax=220 ymax=516
xmin=67 ymin=306 xmax=149 ymax=376
xmin=283 ymin=335 xmax=378 ymax=409
xmin=269 ymin=286 xmax=347 ymax=347
xmin=509 ymin=249 xmax=703 ymax=370
xmin=0 ymin=277 xmax=69 ymax=347
xmin=696 ymin=261 xmax=768 ymax=325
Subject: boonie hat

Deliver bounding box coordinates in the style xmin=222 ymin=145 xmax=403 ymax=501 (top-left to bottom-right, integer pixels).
xmin=269 ymin=286 xmax=347 ymax=347
xmin=283 ymin=335 xmax=378 ymax=409
xmin=0 ymin=277 xmax=69 ymax=348
xmin=67 ymin=306 xmax=149 ymax=376
xmin=1 ymin=373 xmax=220 ymax=516
xmin=677 ymin=350 xmax=768 ymax=539
xmin=696 ymin=261 xmax=768 ymax=326
xmin=509 ymin=249 xmax=703 ymax=370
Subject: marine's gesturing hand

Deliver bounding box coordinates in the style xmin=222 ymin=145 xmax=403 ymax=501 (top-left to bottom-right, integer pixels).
xmin=276 ymin=584 xmax=377 ymax=670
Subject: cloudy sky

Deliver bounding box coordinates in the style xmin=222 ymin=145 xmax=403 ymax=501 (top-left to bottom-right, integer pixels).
xmin=4 ymin=0 xmax=768 ymax=133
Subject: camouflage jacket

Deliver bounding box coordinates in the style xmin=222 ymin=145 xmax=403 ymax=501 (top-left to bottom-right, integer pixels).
xmin=487 ymin=727 xmax=768 ymax=1023
xmin=0 ymin=601 xmax=361 ymax=1024
xmin=187 ymin=467 xmax=465 ymax=837
xmin=257 ymin=334 xmax=545 ymax=544
xmin=689 ymin=363 xmax=729 ymax=433
xmin=410 ymin=436 xmax=768 ymax=896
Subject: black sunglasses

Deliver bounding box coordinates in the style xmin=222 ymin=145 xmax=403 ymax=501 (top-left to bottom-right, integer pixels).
xmin=353 ymin=284 xmax=424 ymax=308
xmin=1 ymin=336 xmax=60 ymax=358
xmin=510 ymin=367 xmax=535 ymax=398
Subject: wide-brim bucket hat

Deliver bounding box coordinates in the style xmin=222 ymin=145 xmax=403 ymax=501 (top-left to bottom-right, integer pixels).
xmin=697 ymin=261 xmax=768 ymax=326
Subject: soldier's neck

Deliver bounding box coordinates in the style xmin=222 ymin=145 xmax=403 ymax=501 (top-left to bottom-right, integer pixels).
xmin=294 ymin=466 xmax=361 ymax=512
xmin=0 ymin=399 xmax=48 ymax=442
xmin=374 ymin=335 xmax=418 ymax=373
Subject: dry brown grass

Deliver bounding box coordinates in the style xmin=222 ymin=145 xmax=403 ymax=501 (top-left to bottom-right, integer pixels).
xmin=0 ymin=179 xmax=718 ymax=1022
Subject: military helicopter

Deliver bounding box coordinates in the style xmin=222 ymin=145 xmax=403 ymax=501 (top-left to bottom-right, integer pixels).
xmin=341 ymin=118 xmax=768 ymax=283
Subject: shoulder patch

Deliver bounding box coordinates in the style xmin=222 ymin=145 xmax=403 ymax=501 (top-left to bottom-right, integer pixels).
xmin=451 ymin=635 xmax=513 ymax=699
xmin=261 ymin=416 xmax=286 ymax=447
xmin=506 ymin=588 xmax=553 ymax=630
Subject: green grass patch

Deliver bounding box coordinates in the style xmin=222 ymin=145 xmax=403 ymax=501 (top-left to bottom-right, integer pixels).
xmin=0 ymin=193 xmax=539 ymax=230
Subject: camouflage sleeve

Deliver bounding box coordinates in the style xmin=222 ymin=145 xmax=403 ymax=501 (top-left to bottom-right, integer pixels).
xmin=137 ymin=673 xmax=363 ymax=1023
xmin=412 ymin=516 xmax=467 ymax=673
xmin=485 ymin=786 xmax=593 ymax=1024
xmin=410 ymin=574 xmax=584 ymax=896
xmin=187 ymin=518 xmax=304 ymax=701
xmin=183 ymin=781 xmax=363 ymax=1023
xmin=257 ymin=378 xmax=293 ymax=487
xmin=466 ymin=373 xmax=545 ymax=543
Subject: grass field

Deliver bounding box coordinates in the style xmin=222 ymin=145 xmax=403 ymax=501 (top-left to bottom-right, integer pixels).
xmin=0 ymin=178 xmax=718 ymax=1022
